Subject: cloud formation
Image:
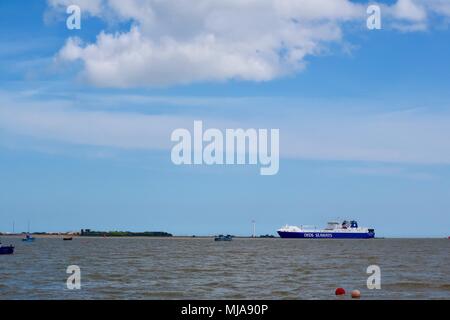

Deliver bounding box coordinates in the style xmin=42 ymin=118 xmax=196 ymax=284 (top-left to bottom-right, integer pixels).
xmin=53 ymin=0 xmax=365 ymax=87
xmin=3 ymin=91 xmax=450 ymax=165
xmin=50 ymin=0 xmax=450 ymax=88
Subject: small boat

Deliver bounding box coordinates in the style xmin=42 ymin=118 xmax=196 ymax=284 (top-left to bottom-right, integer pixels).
xmin=63 ymin=237 xmax=73 ymax=241
xmin=22 ymin=234 xmax=35 ymax=242
xmin=0 ymin=243 xmax=14 ymax=255
xmin=214 ymin=234 xmax=233 ymax=241
xmin=22 ymin=222 xmax=36 ymax=242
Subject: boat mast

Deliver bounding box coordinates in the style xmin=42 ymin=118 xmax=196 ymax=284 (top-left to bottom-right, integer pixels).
xmin=252 ymin=220 xmax=256 ymax=238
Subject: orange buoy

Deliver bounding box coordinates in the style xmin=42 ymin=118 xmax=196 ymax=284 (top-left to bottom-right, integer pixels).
xmin=335 ymin=287 xmax=346 ymax=296
xmin=351 ymin=290 xmax=361 ymax=298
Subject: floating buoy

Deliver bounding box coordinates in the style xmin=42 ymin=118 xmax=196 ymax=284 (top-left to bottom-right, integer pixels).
xmin=335 ymin=287 xmax=346 ymax=295
xmin=351 ymin=290 xmax=361 ymax=298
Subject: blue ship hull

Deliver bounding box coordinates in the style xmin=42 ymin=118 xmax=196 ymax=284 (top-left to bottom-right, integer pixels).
xmin=278 ymin=231 xmax=375 ymax=239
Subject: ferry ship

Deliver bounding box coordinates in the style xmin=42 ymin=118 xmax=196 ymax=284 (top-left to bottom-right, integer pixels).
xmin=277 ymin=220 xmax=375 ymax=239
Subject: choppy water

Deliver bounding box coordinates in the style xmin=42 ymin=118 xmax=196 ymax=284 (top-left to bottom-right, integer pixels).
xmin=0 ymin=237 xmax=449 ymax=300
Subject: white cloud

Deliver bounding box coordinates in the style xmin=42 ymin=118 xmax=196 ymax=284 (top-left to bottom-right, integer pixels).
xmin=382 ymin=0 xmax=427 ymax=31
xmin=391 ymin=0 xmax=427 ymax=21
xmin=53 ymin=0 xmax=368 ymax=88
xmin=279 ymin=108 xmax=450 ymax=165
xmin=419 ymin=0 xmax=450 ymax=17
xmin=58 ymin=27 xmax=288 ymax=87
xmin=382 ymin=0 xmax=450 ymax=31
xmin=3 ymin=91 xmax=450 ymax=165
xmin=0 ymin=93 xmax=189 ymax=150
xmin=49 ymin=0 xmax=450 ymax=88
xmin=47 ymin=0 xmax=104 ymax=16
xmin=48 ymin=0 xmax=450 ymax=87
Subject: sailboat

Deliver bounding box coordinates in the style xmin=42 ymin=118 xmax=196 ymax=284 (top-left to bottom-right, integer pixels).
xmin=22 ymin=221 xmax=36 ymax=242
xmin=22 ymin=234 xmax=35 ymax=242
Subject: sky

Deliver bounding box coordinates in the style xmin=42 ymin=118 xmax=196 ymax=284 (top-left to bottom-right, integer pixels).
xmin=1 ymin=0 xmax=450 ymax=237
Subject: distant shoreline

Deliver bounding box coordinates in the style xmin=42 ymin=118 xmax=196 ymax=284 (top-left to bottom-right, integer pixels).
xmin=0 ymin=234 xmax=267 ymax=240
xmin=0 ymin=234 xmax=447 ymax=239
xmin=0 ymin=234 xmax=244 ymax=239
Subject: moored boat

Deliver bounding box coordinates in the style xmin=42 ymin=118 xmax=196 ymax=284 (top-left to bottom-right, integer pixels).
xmin=0 ymin=244 xmax=14 ymax=255
xmin=278 ymin=220 xmax=375 ymax=239
xmin=22 ymin=222 xmax=36 ymax=242
xmin=22 ymin=234 xmax=35 ymax=242
xmin=214 ymin=234 xmax=233 ymax=241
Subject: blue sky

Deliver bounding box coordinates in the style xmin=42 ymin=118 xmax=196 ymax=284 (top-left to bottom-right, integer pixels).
xmin=1 ymin=0 xmax=450 ymax=237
